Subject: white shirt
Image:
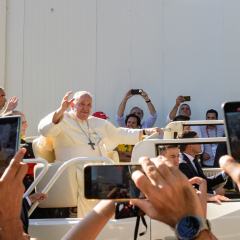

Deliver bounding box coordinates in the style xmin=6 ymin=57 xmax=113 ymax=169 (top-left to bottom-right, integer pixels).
xmin=200 ymin=125 xmax=225 ymax=166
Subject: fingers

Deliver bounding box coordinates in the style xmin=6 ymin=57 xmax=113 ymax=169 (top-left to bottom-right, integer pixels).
xmin=69 ymin=98 xmax=75 ymax=104
xmin=189 ymin=177 xmax=207 ymax=187
xmin=132 ymin=169 xmax=154 ymax=197
xmin=1 ymin=149 xmax=27 ymax=181
xmin=63 ymin=91 xmax=73 ymax=100
xmin=139 ymin=157 xmax=165 ymax=184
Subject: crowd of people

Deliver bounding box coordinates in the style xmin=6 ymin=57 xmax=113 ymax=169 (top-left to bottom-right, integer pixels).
xmin=0 ymin=86 xmax=238 ymax=239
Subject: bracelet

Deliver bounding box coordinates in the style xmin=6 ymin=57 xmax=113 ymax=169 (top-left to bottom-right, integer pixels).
xmin=143 ymin=129 xmax=146 ymax=135
xmin=146 ymin=99 xmax=151 ymax=103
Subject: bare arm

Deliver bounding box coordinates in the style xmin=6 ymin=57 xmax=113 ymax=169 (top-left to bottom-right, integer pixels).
xmin=141 ymin=90 xmax=156 ymax=116
xmin=117 ymin=90 xmax=133 ymax=117
xmin=61 ymin=201 xmax=115 ymax=240
xmin=52 ymin=92 xmax=75 ymax=124
xmin=169 ymin=95 xmax=185 ymax=120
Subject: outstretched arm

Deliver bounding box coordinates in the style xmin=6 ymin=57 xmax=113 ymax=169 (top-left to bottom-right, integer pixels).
xmin=52 ymin=92 xmax=75 ymax=124
xmin=117 ymin=89 xmax=133 ymax=118
xmin=140 ymin=90 xmax=156 ymax=116
xmin=169 ymin=95 xmax=185 ymax=120
xmin=61 ymin=201 xmax=115 ymax=240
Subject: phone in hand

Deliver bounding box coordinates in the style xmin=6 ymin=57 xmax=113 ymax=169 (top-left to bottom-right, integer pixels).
xmin=222 ymin=101 xmax=240 ymax=162
xmin=0 ymin=116 xmax=22 ymax=178
xmin=183 ymin=96 xmax=191 ymax=101
xmin=84 ymin=163 xmax=146 ymax=200
xmin=131 ymin=89 xmax=143 ymax=95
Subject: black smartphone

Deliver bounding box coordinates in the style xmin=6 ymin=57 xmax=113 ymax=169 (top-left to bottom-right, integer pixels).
xmin=183 ymin=96 xmax=191 ymax=101
xmin=131 ymin=89 xmax=143 ymax=95
xmin=84 ymin=164 xmax=146 ymax=200
xmin=222 ymin=101 xmax=240 ymax=162
xmin=0 ymin=116 xmax=22 ymax=178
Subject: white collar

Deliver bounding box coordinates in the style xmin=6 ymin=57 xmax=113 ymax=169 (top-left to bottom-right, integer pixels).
xmin=183 ymin=152 xmax=195 ymax=163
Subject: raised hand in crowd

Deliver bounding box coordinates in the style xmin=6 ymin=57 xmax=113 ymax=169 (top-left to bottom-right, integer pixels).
xmin=139 ymin=90 xmax=156 ymax=117
xmin=0 ymin=96 xmax=18 ymax=116
xmin=169 ymin=95 xmax=187 ymax=121
xmin=117 ymin=89 xmax=134 ymax=118
xmin=0 ymin=149 xmax=28 ymax=240
xmin=131 ymin=156 xmax=217 ymax=239
xmin=52 ymin=91 xmax=75 ymax=124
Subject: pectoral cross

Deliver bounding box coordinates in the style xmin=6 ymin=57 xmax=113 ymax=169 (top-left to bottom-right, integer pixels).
xmin=88 ymin=140 xmax=95 ymax=150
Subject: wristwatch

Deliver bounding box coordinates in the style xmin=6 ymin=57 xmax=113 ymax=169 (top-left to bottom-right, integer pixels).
xmin=175 ymin=215 xmax=211 ymax=239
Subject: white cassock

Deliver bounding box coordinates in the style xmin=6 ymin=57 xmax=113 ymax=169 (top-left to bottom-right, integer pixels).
xmin=38 ymin=111 xmax=140 ymax=217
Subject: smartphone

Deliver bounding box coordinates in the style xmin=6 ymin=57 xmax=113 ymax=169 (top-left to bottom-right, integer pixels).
xmin=131 ymin=89 xmax=143 ymax=95
xmin=222 ymin=101 xmax=240 ymax=162
xmin=84 ymin=164 xmax=146 ymax=200
xmin=183 ymin=96 xmax=191 ymax=101
xmin=0 ymin=116 xmax=22 ymax=178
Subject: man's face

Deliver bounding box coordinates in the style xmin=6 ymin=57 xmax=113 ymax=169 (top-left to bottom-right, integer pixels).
xmin=0 ymin=89 xmax=7 ymax=110
xmin=206 ymin=112 xmax=218 ymax=120
xmin=163 ymin=147 xmax=179 ymax=167
xmin=190 ymin=136 xmax=202 ymax=155
xmin=179 ymin=105 xmax=191 ymax=117
xmin=126 ymin=117 xmax=139 ymax=129
xmin=12 ymin=112 xmax=28 ymax=136
xmin=131 ymin=108 xmax=143 ymax=120
xmin=71 ymin=94 xmax=92 ymax=120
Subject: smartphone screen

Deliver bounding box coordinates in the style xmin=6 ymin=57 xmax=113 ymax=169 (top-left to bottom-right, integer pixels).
xmin=223 ymin=102 xmax=240 ymax=162
xmin=183 ymin=96 xmax=191 ymax=101
xmin=131 ymin=89 xmax=142 ymax=95
xmin=0 ymin=116 xmax=22 ymax=177
xmin=84 ymin=164 xmax=146 ymax=200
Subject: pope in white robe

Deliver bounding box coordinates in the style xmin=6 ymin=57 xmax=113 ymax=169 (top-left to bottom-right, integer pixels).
xmin=38 ymin=91 xmax=161 ymax=217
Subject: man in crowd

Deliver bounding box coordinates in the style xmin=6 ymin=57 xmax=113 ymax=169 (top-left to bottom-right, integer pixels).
xmin=0 ymin=86 xmax=18 ymax=116
xmin=116 ymin=114 xmax=141 ymax=162
xmin=38 ymin=91 xmax=162 ymax=217
xmin=116 ymin=89 xmax=158 ymax=128
xmin=177 ymin=130 xmax=227 ymax=195
xmin=159 ymin=144 xmax=229 ymax=204
xmin=165 ymin=95 xmax=202 ymax=139
xmin=200 ymin=109 xmax=225 ymax=167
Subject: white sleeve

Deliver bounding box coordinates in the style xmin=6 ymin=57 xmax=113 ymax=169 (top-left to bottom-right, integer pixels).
xmin=115 ymin=114 xmax=126 ymax=127
xmin=142 ymin=112 xmax=158 ymax=128
xmin=165 ymin=112 xmax=173 ymax=126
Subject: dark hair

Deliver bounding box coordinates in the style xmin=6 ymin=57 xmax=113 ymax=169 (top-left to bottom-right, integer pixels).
xmin=206 ymin=109 xmax=218 ymax=118
xmin=130 ymin=107 xmax=144 ymax=117
xmin=173 ymin=115 xmax=190 ymax=121
xmin=176 ymin=130 xmax=198 ymax=152
xmin=159 ymin=145 xmax=179 ymax=156
xmin=125 ymin=114 xmax=141 ymax=126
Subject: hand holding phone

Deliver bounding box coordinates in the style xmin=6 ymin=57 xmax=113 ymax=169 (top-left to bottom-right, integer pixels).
xmin=131 ymin=89 xmax=143 ymax=95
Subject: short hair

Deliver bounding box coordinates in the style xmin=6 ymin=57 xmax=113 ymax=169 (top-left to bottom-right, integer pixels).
xmin=179 ymin=104 xmax=191 ymax=114
xmin=0 ymin=86 xmax=3 ymax=90
xmin=176 ymin=130 xmax=198 ymax=152
xmin=125 ymin=114 xmax=141 ymax=126
xmin=73 ymin=91 xmax=92 ymax=102
xmin=130 ymin=107 xmax=144 ymax=117
xmin=159 ymin=145 xmax=179 ymax=156
xmin=206 ymin=109 xmax=218 ymax=118
xmin=173 ymin=115 xmax=190 ymax=121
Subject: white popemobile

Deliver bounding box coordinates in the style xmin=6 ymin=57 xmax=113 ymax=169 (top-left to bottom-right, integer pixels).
xmin=26 ymin=120 xmax=240 ymax=240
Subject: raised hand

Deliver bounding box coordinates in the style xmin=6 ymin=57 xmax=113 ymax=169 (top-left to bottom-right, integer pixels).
xmin=131 ymin=156 xmax=205 ymax=228
xmin=176 ymin=95 xmax=185 ymax=106
xmin=140 ymin=90 xmax=149 ymax=101
xmin=61 ymin=92 xmax=75 ymax=112
xmin=123 ymin=89 xmax=133 ymax=101
xmin=5 ymin=96 xmax=18 ymax=111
